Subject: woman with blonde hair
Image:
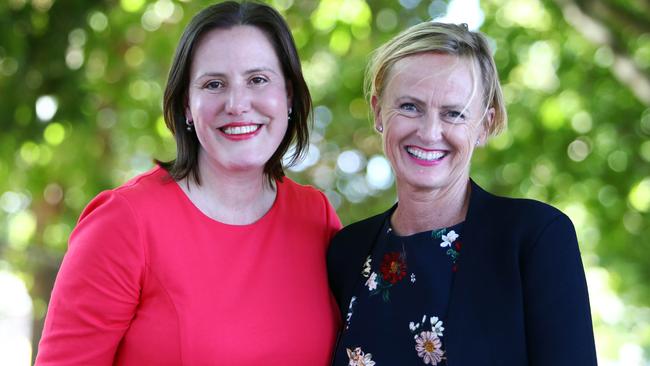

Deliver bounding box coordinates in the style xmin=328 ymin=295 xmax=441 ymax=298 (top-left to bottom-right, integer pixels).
xmin=328 ymin=22 xmax=597 ymax=365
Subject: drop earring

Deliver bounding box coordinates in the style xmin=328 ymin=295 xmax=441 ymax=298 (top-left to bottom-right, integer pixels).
xmin=288 ymin=107 xmax=292 ymax=121
xmin=376 ymin=125 xmax=383 ymax=133
xmin=186 ymin=118 xmax=194 ymax=132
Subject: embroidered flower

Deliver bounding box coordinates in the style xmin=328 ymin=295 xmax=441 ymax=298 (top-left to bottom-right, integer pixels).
xmin=365 ymin=272 xmax=378 ymax=291
xmin=347 ymin=347 xmax=376 ymax=366
xmin=415 ymin=331 xmax=445 ymax=365
xmin=361 ymin=255 xmax=372 ymax=278
xmin=411 ymin=273 xmax=416 ymax=283
xmin=345 ymin=296 xmax=356 ymax=329
xmin=409 ymin=321 xmax=418 ymax=332
xmin=379 ymin=252 xmax=407 ymax=284
xmin=429 ymin=316 xmax=445 ymax=337
xmin=440 ymin=230 xmax=459 ymax=248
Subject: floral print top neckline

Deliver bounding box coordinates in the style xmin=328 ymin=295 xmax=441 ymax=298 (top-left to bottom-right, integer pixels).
xmin=333 ymin=218 xmax=465 ymax=366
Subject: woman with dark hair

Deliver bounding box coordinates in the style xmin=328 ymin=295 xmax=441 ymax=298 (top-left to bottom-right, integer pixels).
xmin=328 ymin=22 xmax=597 ymax=365
xmin=36 ymin=2 xmax=341 ymax=365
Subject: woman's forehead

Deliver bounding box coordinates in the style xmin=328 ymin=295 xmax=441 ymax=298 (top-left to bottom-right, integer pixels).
xmin=385 ymin=53 xmax=480 ymax=102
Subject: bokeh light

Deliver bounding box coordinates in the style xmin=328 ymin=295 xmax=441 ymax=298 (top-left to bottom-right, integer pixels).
xmin=35 ymin=96 xmax=57 ymax=122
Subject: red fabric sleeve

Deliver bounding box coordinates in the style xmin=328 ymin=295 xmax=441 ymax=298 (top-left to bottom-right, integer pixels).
xmin=320 ymin=191 xmax=342 ymax=242
xmin=35 ymin=191 xmax=145 ymax=365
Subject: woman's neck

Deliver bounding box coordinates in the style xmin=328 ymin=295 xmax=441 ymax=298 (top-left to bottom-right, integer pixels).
xmin=391 ymin=178 xmax=471 ymax=236
xmin=178 ymin=153 xmax=277 ymax=225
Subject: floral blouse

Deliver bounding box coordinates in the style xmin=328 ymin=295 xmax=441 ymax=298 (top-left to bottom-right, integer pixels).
xmin=332 ymin=218 xmax=464 ymax=366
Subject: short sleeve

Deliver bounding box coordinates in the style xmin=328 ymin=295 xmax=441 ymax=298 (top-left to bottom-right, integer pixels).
xmin=35 ymin=191 xmax=145 ymax=365
xmin=320 ymin=191 xmax=342 ymax=242
xmin=521 ymin=213 xmax=597 ymax=365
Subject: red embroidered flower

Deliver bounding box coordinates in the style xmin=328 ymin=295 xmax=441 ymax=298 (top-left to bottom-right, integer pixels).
xmin=454 ymin=241 xmax=462 ymax=251
xmin=380 ymin=252 xmax=407 ymax=284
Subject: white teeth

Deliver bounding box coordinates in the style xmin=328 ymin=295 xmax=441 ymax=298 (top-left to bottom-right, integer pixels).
xmin=222 ymin=125 xmax=260 ymax=135
xmin=406 ymin=147 xmax=445 ymax=161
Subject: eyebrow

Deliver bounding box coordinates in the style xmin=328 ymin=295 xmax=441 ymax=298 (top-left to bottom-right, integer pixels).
xmin=396 ymin=95 xmax=426 ymax=105
xmin=442 ymin=104 xmax=471 ymax=112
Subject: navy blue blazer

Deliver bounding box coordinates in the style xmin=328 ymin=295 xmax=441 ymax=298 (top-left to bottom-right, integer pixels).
xmin=327 ymin=180 xmax=597 ymax=365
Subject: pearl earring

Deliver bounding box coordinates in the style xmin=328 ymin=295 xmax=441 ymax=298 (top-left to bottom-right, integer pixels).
xmin=186 ymin=118 xmax=193 ymax=132
xmin=376 ymin=125 xmax=383 ymax=133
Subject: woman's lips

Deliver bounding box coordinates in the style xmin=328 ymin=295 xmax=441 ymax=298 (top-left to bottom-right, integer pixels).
xmin=219 ymin=123 xmax=261 ymax=140
xmin=405 ymin=146 xmax=447 ymax=166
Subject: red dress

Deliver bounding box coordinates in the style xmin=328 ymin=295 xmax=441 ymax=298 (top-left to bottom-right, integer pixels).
xmin=36 ymin=167 xmax=342 ymax=365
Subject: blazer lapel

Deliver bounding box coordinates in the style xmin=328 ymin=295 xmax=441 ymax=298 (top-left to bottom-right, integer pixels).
xmin=445 ymin=180 xmax=495 ymax=365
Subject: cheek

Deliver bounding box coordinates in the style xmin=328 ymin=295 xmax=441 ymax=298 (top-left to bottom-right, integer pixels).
xmin=448 ymin=125 xmax=476 ymax=149
xmin=262 ymin=94 xmax=282 ymax=109
xmin=259 ymin=86 xmax=289 ymax=109
xmin=190 ymin=94 xmax=221 ymax=118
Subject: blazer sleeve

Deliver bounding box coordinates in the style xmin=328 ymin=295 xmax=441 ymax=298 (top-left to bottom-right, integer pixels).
xmin=35 ymin=191 xmax=145 ymax=365
xmin=521 ymin=213 xmax=597 ymax=365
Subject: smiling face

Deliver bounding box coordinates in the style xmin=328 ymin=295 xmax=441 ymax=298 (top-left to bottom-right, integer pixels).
xmin=185 ymin=25 xmax=291 ymax=175
xmin=373 ymin=53 xmax=494 ymax=194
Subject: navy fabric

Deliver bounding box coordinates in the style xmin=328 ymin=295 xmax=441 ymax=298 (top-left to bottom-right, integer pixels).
xmin=332 ymin=219 xmax=464 ymax=365
xmin=327 ymin=180 xmax=598 ymax=366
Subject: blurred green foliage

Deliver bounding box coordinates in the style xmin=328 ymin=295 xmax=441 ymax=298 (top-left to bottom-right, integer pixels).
xmin=1 ymin=0 xmax=649 ymax=362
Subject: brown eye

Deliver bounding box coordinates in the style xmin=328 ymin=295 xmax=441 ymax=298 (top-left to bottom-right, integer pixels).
xmin=250 ymin=76 xmax=268 ymax=85
xmin=205 ymin=80 xmax=223 ymax=89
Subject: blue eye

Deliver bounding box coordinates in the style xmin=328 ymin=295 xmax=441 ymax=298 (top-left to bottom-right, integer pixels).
xmin=445 ymin=110 xmax=466 ymax=122
xmin=400 ymin=103 xmax=418 ymax=113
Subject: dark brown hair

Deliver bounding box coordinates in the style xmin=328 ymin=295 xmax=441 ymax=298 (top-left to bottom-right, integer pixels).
xmin=158 ymin=1 xmax=311 ymax=184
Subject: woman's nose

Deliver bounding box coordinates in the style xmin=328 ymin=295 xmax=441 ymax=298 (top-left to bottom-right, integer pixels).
xmin=417 ymin=113 xmax=443 ymax=142
xmin=225 ymin=86 xmax=251 ymax=115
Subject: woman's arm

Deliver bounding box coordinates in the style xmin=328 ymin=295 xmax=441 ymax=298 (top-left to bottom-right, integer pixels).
xmin=35 ymin=191 xmax=145 ymax=365
xmin=319 ymin=190 xmax=342 ymax=242
xmin=521 ymin=213 xmax=598 ymax=365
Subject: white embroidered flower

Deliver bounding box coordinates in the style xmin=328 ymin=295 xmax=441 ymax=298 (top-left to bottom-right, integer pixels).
xmin=409 ymin=321 xmax=417 ymax=332
xmin=365 ymin=272 xmax=378 ymax=291
xmin=345 ymin=296 xmax=357 ymax=327
xmin=347 ymin=347 xmax=376 ymax=366
xmin=410 ymin=315 xmax=444 ymax=337
xmin=430 ymin=317 xmax=445 ymax=337
xmin=415 ymin=331 xmax=445 ymax=365
xmin=440 ymin=230 xmax=459 ymax=247
xmin=411 ymin=273 xmax=416 ymax=283
xmin=362 ymin=255 xmax=372 ymax=277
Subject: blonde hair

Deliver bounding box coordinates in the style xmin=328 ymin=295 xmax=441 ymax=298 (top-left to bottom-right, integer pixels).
xmin=365 ymin=22 xmax=507 ymax=136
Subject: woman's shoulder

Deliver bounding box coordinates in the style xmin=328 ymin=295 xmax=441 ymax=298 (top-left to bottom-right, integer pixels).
xmin=278 ymin=176 xmax=322 ymax=197
xmin=472 ymin=181 xmax=569 ymax=225
xmin=114 ymin=165 xmax=173 ymax=196
xmin=277 ymin=176 xmax=333 ymax=209
xmin=79 ymin=166 xmax=174 ymax=220
xmin=330 ymin=207 xmax=392 ymax=247
xmin=471 ymin=183 xmax=577 ymax=251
